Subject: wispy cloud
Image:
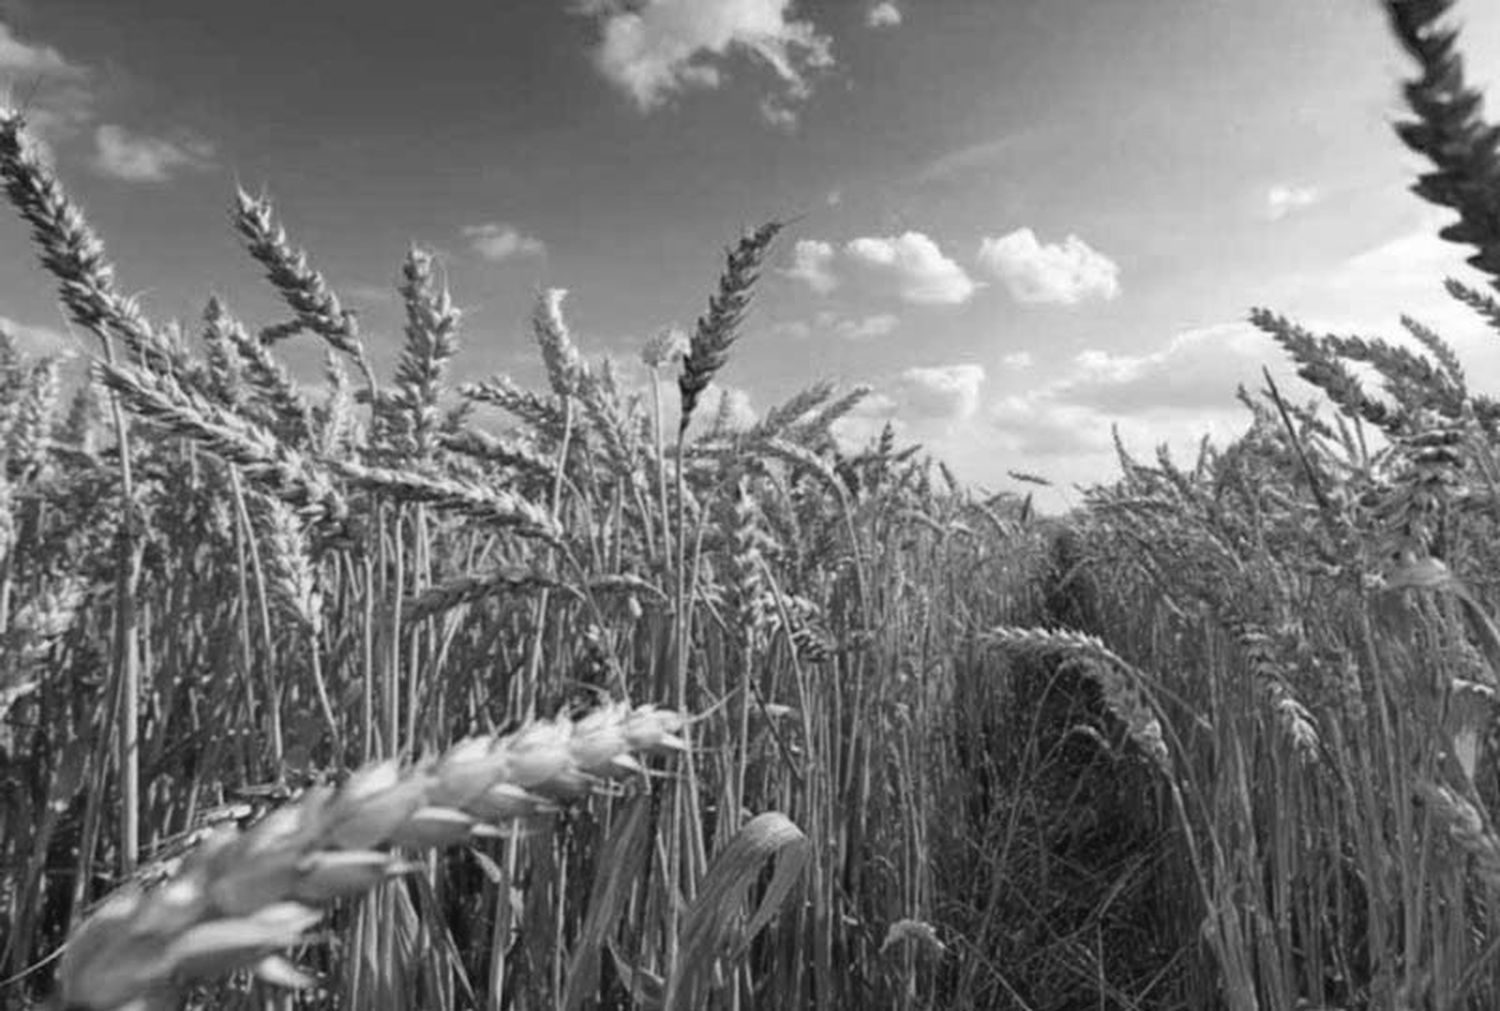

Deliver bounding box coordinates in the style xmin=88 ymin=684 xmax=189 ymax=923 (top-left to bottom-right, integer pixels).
xmin=92 ymin=124 xmax=215 ymax=183
xmin=866 ymin=2 xmax=902 ymax=29
xmin=1266 ymin=184 xmax=1320 ymax=220
xmin=463 ymin=223 xmax=547 ymax=261
xmin=775 ymin=310 xmax=898 ymax=341
xmin=845 ymin=231 xmax=979 ymax=305
xmin=344 ymin=282 xmax=398 ymax=305
xmin=0 ymin=313 xmax=72 ymax=355
xmin=1048 ymin=323 xmax=1278 ymax=414
xmin=1274 ymin=215 xmax=1500 ymax=377
xmin=833 ymin=312 xmax=899 ymax=341
xmin=570 ymin=0 xmax=833 ymax=121
xmin=0 ymin=21 xmax=93 ymax=138
xmin=0 ymin=20 xmax=81 ymax=76
xmin=758 ymin=96 xmax=801 ymax=130
xmin=911 ymin=130 xmax=1046 ymax=185
xmin=977 ymin=228 xmax=1120 ymax=305
xmin=783 ymin=238 xmax=838 ymax=293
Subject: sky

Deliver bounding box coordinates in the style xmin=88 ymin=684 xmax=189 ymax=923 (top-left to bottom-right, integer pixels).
xmin=2 ymin=0 xmax=1500 ymax=513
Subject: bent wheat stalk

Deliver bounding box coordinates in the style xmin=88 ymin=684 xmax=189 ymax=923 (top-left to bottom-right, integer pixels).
xmin=58 ymin=703 xmax=687 ymax=1011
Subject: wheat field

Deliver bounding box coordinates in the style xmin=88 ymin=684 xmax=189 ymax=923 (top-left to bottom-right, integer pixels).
xmin=6 ymin=1 xmax=1500 ymax=1008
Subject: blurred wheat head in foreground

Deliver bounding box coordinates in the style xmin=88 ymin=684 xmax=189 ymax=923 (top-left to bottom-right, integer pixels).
xmin=60 ymin=703 xmax=691 ymax=1010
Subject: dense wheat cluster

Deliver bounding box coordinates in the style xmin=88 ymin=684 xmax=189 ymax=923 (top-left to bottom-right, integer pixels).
xmin=6 ymin=1 xmax=1500 ymax=1008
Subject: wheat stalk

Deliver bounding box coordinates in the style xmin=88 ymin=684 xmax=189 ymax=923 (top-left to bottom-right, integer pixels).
xmin=57 ymin=702 xmax=687 ymax=1011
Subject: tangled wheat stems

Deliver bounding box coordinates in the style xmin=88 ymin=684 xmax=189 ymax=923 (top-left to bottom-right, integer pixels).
xmin=57 ymin=703 xmax=687 ymax=1011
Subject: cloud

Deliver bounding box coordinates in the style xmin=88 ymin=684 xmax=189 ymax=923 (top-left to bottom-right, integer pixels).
xmin=463 ymin=223 xmax=547 ymax=261
xmin=1266 ymin=184 xmax=1320 ymax=220
xmin=775 ymin=310 xmax=898 ymax=341
xmin=833 ymin=312 xmax=898 ymax=341
xmin=783 ymin=238 xmax=838 ymax=293
xmin=571 ymin=0 xmax=833 ymax=119
xmin=829 ymin=390 xmax=900 ymax=448
xmin=834 ymin=213 xmax=1500 ymax=512
xmin=911 ymin=129 xmax=1051 ymax=185
xmin=894 ymin=363 xmax=986 ymax=421
xmin=1328 ymin=217 xmax=1473 ymax=298
xmin=977 ymin=228 xmax=1121 ymax=305
xmin=1272 ymin=215 xmax=1500 ymax=392
xmin=91 ymin=124 xmax=215 ymax=183
xmin=823 ymin=329 xmax=1281 ymax=511
xmin=844 ymin=231 xmax=979 ymax=305
xmin=1048 ymin=323 xmax=1286 ymax=415
xmin=866 ymin=2 xmax=902 ymax=29
xmin=0 ymin=20 xmax=81 ymax=76
xmin=0 ymin=22 xmax=93 ymax=139
xmin=0 ymin=313 xmax=71 ymax=355
xmin=972 ymin=321 xmax=1296 ymax=470
xmin=758 ymin=96 xmax=801 ymax=130
xmin=693 ymin=383 xmax=757 ymax=431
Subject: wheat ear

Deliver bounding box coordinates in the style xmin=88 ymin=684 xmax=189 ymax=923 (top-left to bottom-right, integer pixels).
xmin=0 ymin=110 xmax=180 ymax=371
xmin=58 ymin=703 xmax=687 ymax=1011
xmin=677 ymin=222 xmax=781 ymax=435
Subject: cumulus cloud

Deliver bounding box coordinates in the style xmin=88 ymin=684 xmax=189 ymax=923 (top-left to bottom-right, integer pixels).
xmin=783 ymin=238 xmax=838 ymax=293
xmin=1266 ymin=184 xmax=1320 ymax=220
xmin=91 ymin=124 xmax=215 ymax=183
xmin=829 ymin=214 xmax=1500 ymax=512
xmin=570 ymin=0 xmax=833 ymax=120
xmin=866 ymin=2 xmax=902 ymax=28
xmin=463 ymin=223 xmax=547 ymax=261
xmin=1001 ymin=351 xmax=1033 ymax=368
xmin=845 ymin=231 xmax=979 ymax=305
xmin=894 ymin=364 xmax=986 ymax=421
xmin=977 ymin=228 xmax=1120 ymax=305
